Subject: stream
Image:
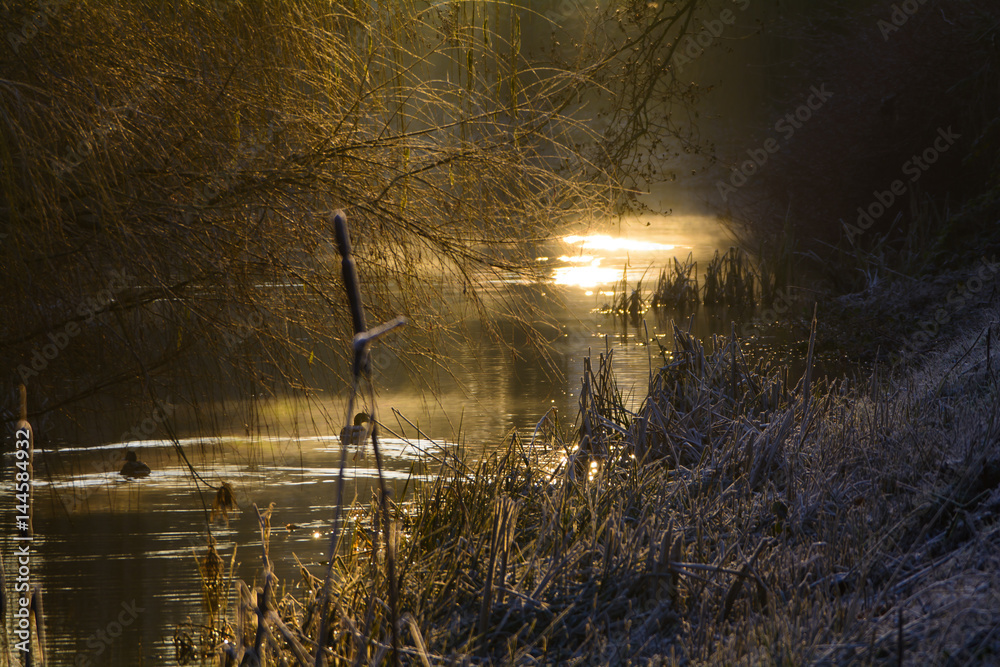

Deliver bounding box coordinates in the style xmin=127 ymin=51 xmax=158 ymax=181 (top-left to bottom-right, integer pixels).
xmin=8 ymin=213 xmax=820 ymax=665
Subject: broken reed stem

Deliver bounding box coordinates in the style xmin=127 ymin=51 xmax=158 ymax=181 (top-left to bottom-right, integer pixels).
xmin=372 ymin=448 xmax=400 ymax=667
xmin=315 ymin=210 xmax=364 ymax=666
xmin=249 ymin=506 xmax=271 ymax=659
xmin=335 ymin=210 xmax=369 ymax=373
xmin=14 ymin=385 xmax=41 ymax=665
xmin=17 ymin=384 xmax=33 ymax=539
xmin=317 ymin=210 xmax=400 ymax=667
xmin=246 ymin=504 xmax=311 ymax=664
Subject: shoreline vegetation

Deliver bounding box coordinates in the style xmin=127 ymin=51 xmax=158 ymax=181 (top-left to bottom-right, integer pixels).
xmin=178 ymin=241 xmax=1000 ymax=664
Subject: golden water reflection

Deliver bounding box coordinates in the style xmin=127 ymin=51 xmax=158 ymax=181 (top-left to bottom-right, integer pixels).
xmin=553 ymin=232 xmax=682 ymax=288
xmin=563 ymin=234 xmax=676 ymax=252
xmin=552 ymin=258 xmax=621 ymax=287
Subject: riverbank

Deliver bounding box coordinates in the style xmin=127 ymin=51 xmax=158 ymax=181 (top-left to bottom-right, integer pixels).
xmin=189 ymin=237 xmax=1000 ymax=664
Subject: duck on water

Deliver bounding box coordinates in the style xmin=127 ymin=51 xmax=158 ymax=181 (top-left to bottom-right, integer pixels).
xmin=340 ymin=412 xmax=371 ymax=446
xmin=120 ymin=450 xmax=151 ymax=478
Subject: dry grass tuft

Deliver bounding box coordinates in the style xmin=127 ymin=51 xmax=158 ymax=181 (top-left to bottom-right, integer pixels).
xmin=651 ymin=252 xmax=700 ymax=310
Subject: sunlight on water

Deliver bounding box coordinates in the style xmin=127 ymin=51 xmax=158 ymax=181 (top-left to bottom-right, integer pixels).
xmin=552 ymin=229 xmax=685 ymax=288
xmin=552 ymin=257 xmax=621 ymax=287
xmin=563 ymin=234 xmax=675 ymax=252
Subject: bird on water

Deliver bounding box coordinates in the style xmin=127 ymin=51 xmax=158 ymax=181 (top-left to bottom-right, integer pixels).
xmin=120 ymin=450 xmax=151 ymax=478
xmin=340 ymin=412 xmax=371 ymax=446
